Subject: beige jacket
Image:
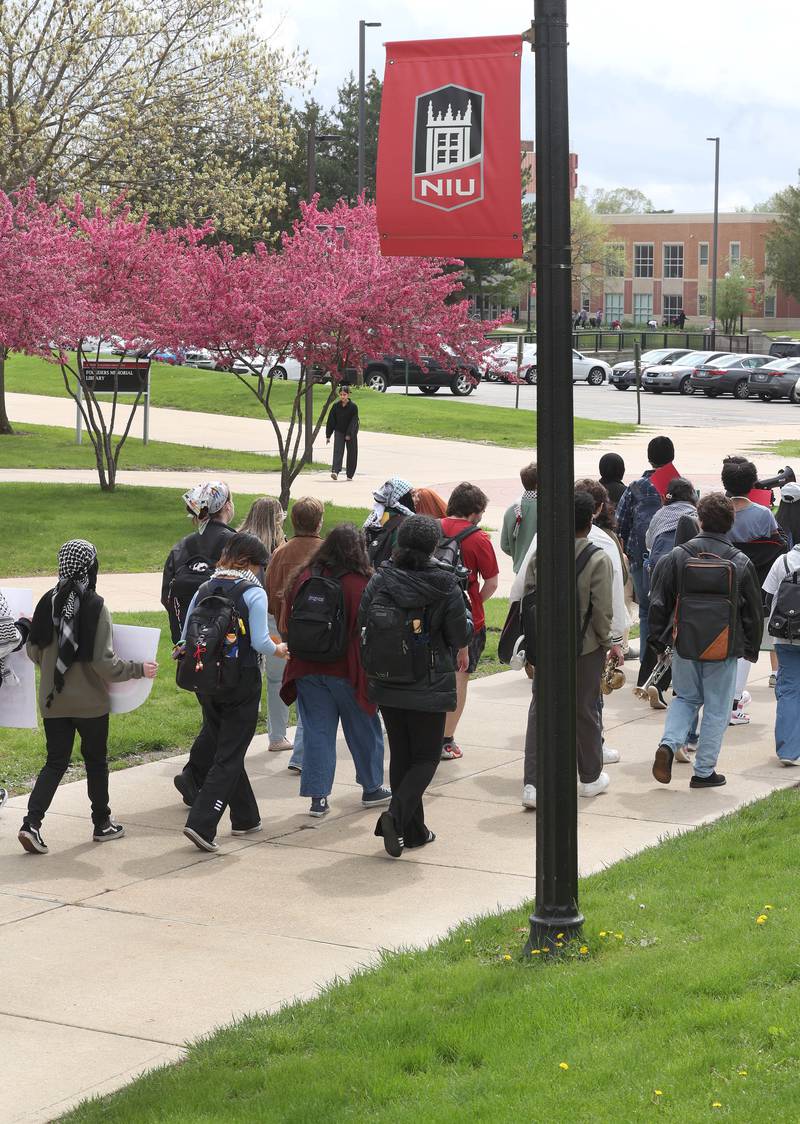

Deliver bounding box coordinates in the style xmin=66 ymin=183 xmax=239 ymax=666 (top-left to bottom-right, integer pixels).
xmin=523 ymin=537 xmax=614 ymax=656
xmin=27 ymin=604 xmax=142 ymax=718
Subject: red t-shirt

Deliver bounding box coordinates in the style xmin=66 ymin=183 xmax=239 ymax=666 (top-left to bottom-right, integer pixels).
xmin=440 ymin=517 xmax=499 ymax=630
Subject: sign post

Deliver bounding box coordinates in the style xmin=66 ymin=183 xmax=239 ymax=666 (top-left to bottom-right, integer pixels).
xmin=75 ymin=358 xmax=152 ymax=445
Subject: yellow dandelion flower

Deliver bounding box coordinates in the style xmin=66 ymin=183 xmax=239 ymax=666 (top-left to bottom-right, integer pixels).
xmin=599 ymin=930 xmax=608 ymax=937
xmin=555 ymin=941 xmax=564 ymax=948
xmin=579 ymin=945 xmax=589 ymax=955
xmin=559 ymin=1062 xmax=569 ymax=1070
xmin=654 ymin=1090 xmax=663 ymax=1096
xmin=531 ymin=949 xmax=541 ymax=955
xmin=764 ymin=904 xmax=773 ymax=911
xmin=503 ymin=954 xmax=512 ymax=962
xmin=712 ymin=1101 xmax=722 ymax=1108
xmin=556 ymin=932 xmax=565 ymax=939
xmin=756 ymin=915 xmax=768 ymax=925
xmin=614 ymin=932 xmax=624 ymax=939
xmin=542 ymin=947 xmax=550 ymax=954
xmin=738 ymin=1070 xmax=747 ymax=1077
xmin=464 ymin=938 xmax=472 ymax=944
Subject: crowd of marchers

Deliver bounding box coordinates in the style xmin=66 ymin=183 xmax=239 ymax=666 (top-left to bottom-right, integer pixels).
xmin=3 ymin=440 xmax=799 ymax=858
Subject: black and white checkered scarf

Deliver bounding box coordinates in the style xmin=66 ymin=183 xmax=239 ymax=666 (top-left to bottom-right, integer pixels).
xmin=0 ymin=591 xmax=22 ymax=688
xmin=48 ymin=539 xmax=98 ymax=707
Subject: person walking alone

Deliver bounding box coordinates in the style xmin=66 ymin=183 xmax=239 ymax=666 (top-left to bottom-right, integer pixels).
xmin=20 ymin=540 xmax=157 ymax=853
xmin=326 ymin=384 xmax=359 ymax=481
xmin=649 ymin=494 xmax=762 ymax=790
xmin=359 ymin=516 xmax=472 ymax=856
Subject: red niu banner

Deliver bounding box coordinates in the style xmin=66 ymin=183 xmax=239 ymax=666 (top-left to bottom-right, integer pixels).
xmin=376 ymin=35 xmax=523 ymax=258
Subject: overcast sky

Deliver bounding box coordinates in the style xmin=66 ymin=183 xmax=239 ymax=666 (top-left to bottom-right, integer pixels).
xmin=267 ymin=0 xmax=798 ymax=212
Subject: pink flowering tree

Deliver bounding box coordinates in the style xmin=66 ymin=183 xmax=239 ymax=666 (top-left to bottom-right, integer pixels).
xmin=55 ymin=198 xmax=209 ymax=490
xmin=183 ymin=197 xmax=497 ymax=508
xmin=0 ymin=184 xmax=82 ymax=435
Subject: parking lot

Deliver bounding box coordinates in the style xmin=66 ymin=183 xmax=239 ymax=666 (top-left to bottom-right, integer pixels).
xmin=389 ymin=379 xmax=800 ymax=429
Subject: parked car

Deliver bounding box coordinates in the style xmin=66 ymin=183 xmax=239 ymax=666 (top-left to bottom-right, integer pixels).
xmin=363 ymin=353 xmax=481 ymax=395
xmin=641 ymin=351 xmax=730 ymax=395
xmin=747 ymin=357 xmax=800 ymax=402
xmin=609 ymin=348 xmax=692 ymax=390
xmin=149 ymin=348 xmax=179 ymax=365
xmin=484 ymin=341 xmax=537 ymax=382
xmin=522 ymin=348 xmax=611 ymax=386
xmin=184 ymin=348 xmax=217 ymax=369
xmin=231 ymin=353 xmax=300 ymax=380
xmin=689 ymin=353 xmax=771 ymax=399
xmin=768 ymin=339 xmax=800 ymax=360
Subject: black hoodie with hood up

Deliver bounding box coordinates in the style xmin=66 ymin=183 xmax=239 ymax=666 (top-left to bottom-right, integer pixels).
xmin=358 ymin=561 xmax=473 ymax=712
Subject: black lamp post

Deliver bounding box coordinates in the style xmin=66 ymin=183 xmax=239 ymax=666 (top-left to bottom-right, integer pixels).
xmin=707 ymin=136 xmax=720 ymax=349
xmin=358 ymin=20 xmax=382 ymax=197
xmin=525 ymin=0 xmax=583 ymax=956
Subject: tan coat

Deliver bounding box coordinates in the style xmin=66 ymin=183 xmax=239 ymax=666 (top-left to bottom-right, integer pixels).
xmin=523 ymin=536 xmax=614 ymax=656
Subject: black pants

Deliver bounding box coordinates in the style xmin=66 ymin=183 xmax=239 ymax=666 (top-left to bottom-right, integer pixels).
xmin=180 ymin=706 xmax=216 ymax=795
xmin=27 ymin=714 xmax=111 ymax=828
xmin=525 ymin=647 xmax=605 ymax=785
xmin=185 ymin=669 xmax=261 ymax=840
xmin=377 ymin=706 xmax=445 ymax=847
xmin=332 ymin=431 xmax=358 ymax=478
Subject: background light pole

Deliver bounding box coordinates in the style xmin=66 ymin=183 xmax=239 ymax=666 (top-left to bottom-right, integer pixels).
xmin=707 ymin=136 xmax=720 ymax=348
xmin=358 ymin=20 xmax=381 ymax=197
xmin=305 ymin=133 xmax=340 ymax=460
xmin=307 ymin=130 xmax=340 ymax=201
xmin=525 ymin=0 xmax=583 ymax=956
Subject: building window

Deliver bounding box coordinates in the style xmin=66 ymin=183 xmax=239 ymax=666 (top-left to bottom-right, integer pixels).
xmin=729 ymin=241 xmax=741 ymax=266
xmin=663 ymin=294 xmax=683 ymax=323
xmin=634 ymin=243 xmax=654 ymax=278
xmin=604 ymin=293 xmax=623 ymax=322
xmin=663 ymin=243 xmax=684 ymax=278
xmin=698 ymin=293 xmax=708 ymax=317
xmin=604 ymin=243 xmax=624 ymax=277
xmin=764 ymin=294 xmax=776 ymax=318
xmin=633 ymin=293 xmax=653 ymax=322
xmin=699 ymin=242 xmax=709 ymax=267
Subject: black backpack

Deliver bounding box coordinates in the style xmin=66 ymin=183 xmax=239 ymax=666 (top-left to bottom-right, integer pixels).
xmin=361 ymin=594 xmax=432 ymax=685
xmin=521 ymin=543 xmax=601 ymax=667
xmin=768 ymin=557 xmax=800 ymax=640
xmin=673 ymin=547 xmax=739 ymax=661
xmin=176 ymin=578 xmax=251 ymax=696
xmin=166 ymin=533 xmax=223 ymax=643
xmin=434 ymin=525 xmax=480 ymax=590
xmin=366 ymin=513 xmax=406 ymax=568
xmin=287 ymin=565 xmax=348 ymax=662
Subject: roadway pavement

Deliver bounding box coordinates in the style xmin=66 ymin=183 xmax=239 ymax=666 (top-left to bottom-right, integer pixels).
xmin=2 ymin=659 xmax=796 ymax=1123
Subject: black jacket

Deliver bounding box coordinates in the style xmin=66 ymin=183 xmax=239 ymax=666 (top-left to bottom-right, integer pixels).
xmin=161 ymin=521 xmax=236 ymax=611
xmin=325 ymin=400 xmax=359 ymax=439
xmin=649 ymin=531 xmax=763 ymax=661
xmin=358 ymin=561 xmax=473 ymax=712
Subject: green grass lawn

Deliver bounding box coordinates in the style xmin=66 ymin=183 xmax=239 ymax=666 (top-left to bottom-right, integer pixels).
xmin=63 ymin=789 xmax=800 ymax=1122
xmin=0 ymin=422 xmax=323 ymax=472
xmin=760 ymin=437 xmax=800 ymax=458
xmin=4 ymin=353 xmax=633 ymax=450
xmin=0 ymin=483 xmax=368 ymax=576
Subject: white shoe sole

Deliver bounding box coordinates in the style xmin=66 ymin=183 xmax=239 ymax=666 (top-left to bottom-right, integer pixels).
xmin=183 ymin=827 xmax=218 ymax=852
xmin=93 ymin=827 xmax=125 ymax=842
xmin=231 ymin=823 xmax=262 ymax=836
xmin=779 ymin=758 xmax=799 ymax=767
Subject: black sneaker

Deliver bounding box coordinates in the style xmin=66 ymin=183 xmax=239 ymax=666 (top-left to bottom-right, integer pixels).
xmin=690 ymin=771 xmax=727 ymax=788
xmin=652 ymin=744 xmax=674 ymax=785
xmin=173 ymin=772 xmax=197 ymax=807
xmin=93 ymin=818 xmax=125 ymax=842
xmin=183 ymin=826 xmax=219 ymax=852
xmin=309 ymin=797 xmax=330 ymax=818
xmin=231 ymin=821 xmax=262 ymax=836
xmin=404 ymin=830 xmax=436 ymax=850
xmin=18 ymin=823 xmax=48 ymax=854
xmin=362 ymin=786 xmax=391 ymax=808
xmin=287 ymin=763 xmax=302 ymax=774
xmin=378 ymin=810 xmax=404 ymax=858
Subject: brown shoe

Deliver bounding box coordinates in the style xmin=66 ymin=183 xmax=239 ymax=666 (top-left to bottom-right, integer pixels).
xmin=652 ymin=744 xmax=674 ymax=785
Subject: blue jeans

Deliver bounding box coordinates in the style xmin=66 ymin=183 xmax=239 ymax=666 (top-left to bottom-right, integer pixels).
xmin=296 ymin=675 xmax=385 ymax=798
xmin=660 ymin=653 xmax=738 ymax=777
xmin=266 ymin=613 xmax=304 ymax=762
xmin=775 ymin=645 xmax=800 ymax=762
xmin=630 ymin=563 xmax=650 ymax=652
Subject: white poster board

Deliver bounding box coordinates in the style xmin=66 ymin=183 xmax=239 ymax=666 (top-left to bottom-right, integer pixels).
xmin=0 ymin=588 xmax=37 ymax=729
xmin=109 ymin=624 xmax=160 ymax=714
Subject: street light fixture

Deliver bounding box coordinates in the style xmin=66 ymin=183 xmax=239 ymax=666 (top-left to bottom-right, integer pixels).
xmin=358 ymin=20 xmax=382 ymax=197
xmin=307 ymin=132 xmax=341 ymax=200
xmin=707 ymin=136 xmax=720 ymax=348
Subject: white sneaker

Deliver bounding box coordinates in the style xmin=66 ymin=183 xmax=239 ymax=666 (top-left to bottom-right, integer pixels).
xmin=602 ymin=745 xmax=620 ymax=764
xmin=735 ymin=691 xmax=752 ymax=710
xmin=578 ymin=771 xmax=610 ymax=798
xmin=729 ymin=709 xmax=750 ymax=726
xmin=779 ymin=758 xmax=799 ymax=767
xmin=522 ymin=784 xmax=537 ymax=809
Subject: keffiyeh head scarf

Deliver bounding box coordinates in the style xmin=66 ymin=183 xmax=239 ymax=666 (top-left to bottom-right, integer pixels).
xmin=0 ymin=591 xmax=22 ymax=688
xmin=183 ymin=481 xmax=231 ymax=534
xmin=364 ymin=476 xmax=415 ymax=530
xmin=48 ymin=539 xmax=98 ymax=707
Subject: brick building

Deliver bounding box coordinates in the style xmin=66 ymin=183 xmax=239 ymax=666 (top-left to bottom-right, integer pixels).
xmin=521 ymin=140 xmax=578 ymax=201
xmin=584 ymin=211 xmax=800 ymax=329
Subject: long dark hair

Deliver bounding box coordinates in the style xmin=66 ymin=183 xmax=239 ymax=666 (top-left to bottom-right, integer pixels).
xmin=312 ymin=523 xmax=372 ymax=577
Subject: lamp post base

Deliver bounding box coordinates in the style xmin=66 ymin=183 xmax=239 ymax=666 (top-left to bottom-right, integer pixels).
xmin=524 ymin=908 xmax=584 ymax=956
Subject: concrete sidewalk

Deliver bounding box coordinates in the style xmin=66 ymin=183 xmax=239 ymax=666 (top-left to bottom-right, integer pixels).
xmin=2 ymin=656 xmax=796 ymax=1123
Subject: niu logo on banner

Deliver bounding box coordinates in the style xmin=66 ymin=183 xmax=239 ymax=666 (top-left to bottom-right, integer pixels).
xmin=413 ymin=85 xmax=484 ymax=211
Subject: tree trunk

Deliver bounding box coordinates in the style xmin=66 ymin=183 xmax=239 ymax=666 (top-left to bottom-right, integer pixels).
xmin=279 ymin=464 xmax=291 ymax=511
xmin=0 ymin=351 xmax=14 ymax=435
